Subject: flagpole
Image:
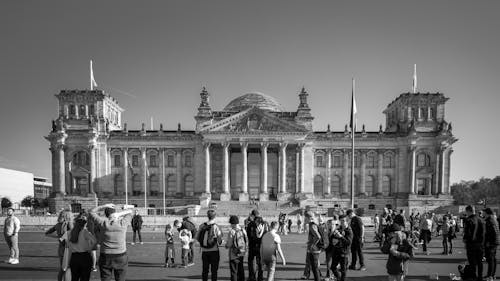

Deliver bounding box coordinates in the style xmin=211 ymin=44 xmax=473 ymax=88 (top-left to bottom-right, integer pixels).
xmin=90 ymin=60 xmax=93 ymax=90
xmin=351 ymin=78 xmax=355 ymax=210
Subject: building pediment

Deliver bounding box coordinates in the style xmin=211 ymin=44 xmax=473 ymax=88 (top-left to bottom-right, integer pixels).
xmin=200 ymin=107 xmax=308 ymax=134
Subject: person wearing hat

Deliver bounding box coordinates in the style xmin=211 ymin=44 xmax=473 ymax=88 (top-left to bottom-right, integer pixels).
xmin=226 ymin=215 xmax=248 ymax=281
xmin=246 ymin=209 xmax=266 ymax=281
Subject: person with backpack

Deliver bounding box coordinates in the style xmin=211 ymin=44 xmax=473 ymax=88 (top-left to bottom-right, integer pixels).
xmin=195 ymin=209 xmax=223 ymax=281
xmin=347 ymin=209 xmax=366 ymax=271
xmin=304 ymin=211 xmax=323 ymax=281
xmin=327 ymin=214 xmax=352 ymax=281
xmin=483 ymin=208 xmax=499 ymax=281
xmin=385 ymin=223 xmax=414 ymax=281
xmin=246 ymin=209 xmax=266 ymax=281
xmin=441 ymin=216 xmax=454 ymax=255
xmin=45 ymin=209 xmax=74 ymax=281
xmin=463 ymin=205 xmax=485 ymax=281
xmin=260 ymin=221 xmax=286 ymax=281
xmin=176 ymin=216 xmax=197 ymax=266
xmin=131 ymin=209 xmax=143 ymax=245
xmin=226 ymin=215 xmax=248 ymax=281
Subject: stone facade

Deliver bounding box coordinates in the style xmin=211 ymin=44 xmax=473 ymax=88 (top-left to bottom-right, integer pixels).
xmin=46 ymin=87 xmax=457 ymax=213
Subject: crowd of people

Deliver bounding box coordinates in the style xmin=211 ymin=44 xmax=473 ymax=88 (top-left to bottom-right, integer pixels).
xmin=3 ymin=203 xmax=500 ymax=281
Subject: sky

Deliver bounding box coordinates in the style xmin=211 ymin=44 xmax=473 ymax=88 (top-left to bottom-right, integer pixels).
xmin=0 ymin=0 xmax=499 ymax=184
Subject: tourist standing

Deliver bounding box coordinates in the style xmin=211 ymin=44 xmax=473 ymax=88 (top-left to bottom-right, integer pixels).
xmin=226 ymin=215 xmax=248 ymax=281
xmin=419 ymin=213 xmax=433 ymax=255
xmin=373 ymin=214 xmax=380 ymax=242
xmin=45 ymin=209 xmax=74 ymax=281
xmin=386 ymin=224 xmax=413 ymax=281
xmin=89 ymin=203 xmax=133 ymax=281
xmin=394 ymin=210 xmax=406 ymax=230
xmin=305 ymin=211 xmax=322 ymax=281
xmin=246 ymin=210 xmax=266 ymax=281
xmin=483 ymin=208 xmax=499 ymax=281
xmin=195 ymin=209 xmax=223 ymax=281
xmin=260 ymin=221 xmax=286 ymax=281
xmin=179 ymin=227 xmax=192 ymax=268
xmin=440 ymin=216 xmax=453 ymax=255
xmin=3 ymin=207 xmax=20 ymax=264
xmin=296 ymin=212 xmax=304 ymax=234
xmin=66 ymin=216 xmax=97 ymax=281
xmin=164 ymin=224 xmax=175 ymax=267
xmin=179 ymin=216 xmax=197 ymax=266
xmin=463 ymin=205 xmax=485 ymax=281
xmin=324 ymin=219 xmax=335 ymax=279
xmin=347 ymin=209 xmax=366 ymax=271
xmin=131 ymin=210 xmax=143 ymax=245
xmin=328 ymin=215 xmax=353 ymax=281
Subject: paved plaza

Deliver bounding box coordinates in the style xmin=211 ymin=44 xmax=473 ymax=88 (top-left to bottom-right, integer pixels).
xmin=0 ymin=229 xmax=478 ymax=281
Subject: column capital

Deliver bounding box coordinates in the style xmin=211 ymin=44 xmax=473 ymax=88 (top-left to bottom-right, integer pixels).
xmin=87 ymin=144 xmax=96 ymax=151
xmin=279 ymin=142 xmax=288 ymax=150
xmin=222 ymin=142 xmax=230 ymax=149
xmin=240 ymin=142 xmax=249 ymax=149
xmin=260 ymin=142 xmax=269 ymax=149
xmin=203 ymin=142 xmax=211 ymax=149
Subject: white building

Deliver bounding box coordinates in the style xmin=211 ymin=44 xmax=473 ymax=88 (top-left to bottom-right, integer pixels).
xmin=0 ymin=167 xmax=36 ymax=208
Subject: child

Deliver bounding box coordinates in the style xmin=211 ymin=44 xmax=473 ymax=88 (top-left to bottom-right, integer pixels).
xmin=164 ymin=224 xmax=175 ymax=267
xmin=179 ymin=227 xmax=192 ymax=268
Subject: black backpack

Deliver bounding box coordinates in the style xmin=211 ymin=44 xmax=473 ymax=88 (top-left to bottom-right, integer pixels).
xmin=197 ymin=223 xmax=217 ymax=248
xmin=380 ymin=235 xmax=392 ymax=254
xmin=183 ymin=219 xmax=198 ymax=238
xmin=317 ymin=223 xmax=329 ymax=251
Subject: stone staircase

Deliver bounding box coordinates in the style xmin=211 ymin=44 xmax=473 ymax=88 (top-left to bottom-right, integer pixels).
xmin=199 ymin=200 xmax=300 ymax=217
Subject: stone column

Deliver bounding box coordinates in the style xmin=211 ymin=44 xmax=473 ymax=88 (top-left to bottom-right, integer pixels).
xmin=440 ymin=148 xmax=446 ymax=194
xmin=299 ymin=143 xmax=305 ymax=194
xmin=204 ymin=143 xmax=211 ymax=194
xmin=160 ymin=148 xmax=165 ymax=208
xmin=433 ymin=148 xmax=440 ymax=195
xmin=220 ymin=143 xmax=231 ymax=201
xmin=123 ymin=148 xmax=129 ymax=204
xmin=410 ymin=147 xmax=416 ymax=194
xmin=176 ymin=149 xmax=183 ymax=196
xmin=342 ymin=150 xmax=349 ymax=196
xmin=277 ymin=143 xmax=288 ymax=201
xmin=89 ymin=146 xmax=96 ymax=195
xmin=239 ymin=142 xmax=249 ymax=201
xmin=377 ymin=150 xmax=383 ymax=196
xmin=296 ymin=146 xmax=300 ymax=193
xmin=260 ymin=142 xmax=269 ymax=201
xmin=326 ymin=149 xmax=332 ymax=195
xmin=141 ymin=148 xmax=147 ymax=207
xmin=359 ymin=151 xmax=366 ymax=196
xmin=58 ymin=145 xmax=66 ymax=195
xmin=64 ymin=105 xmax=69 ymax=118
xmin=85 ymin=105 xmax=89 ymax=118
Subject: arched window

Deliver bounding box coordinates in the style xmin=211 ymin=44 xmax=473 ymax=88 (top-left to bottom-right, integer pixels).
xmin=149 ymin=175 xmax=159 ymax=196
xmin=166 ymin=174 xmax=176 ymax=195
xmin=149 ymin=155 xmax=157 ymax=167
xmin=167 ymin=154 xmax=175 ymax=167
xmin=114 ymin=174 xmax=123 ymax=195
xmin=332 ymin=175 xmax=341 ymax=196
xmin=184 ymin=153 xmax=192 ymax=168
xmin=382 ymin=175 xmax=391 ymax=196
xmin=366 ymin=175 xmax=374 ymax=196
xmin=383 ymin=154 xmax=394 ymax=168
xmin=114 ymin=155 xmax=121 ymax=167
xmin=366 ymin=153 xmax=376 ymax=168
xmin=69 ymin=104 xmax=76 ymax=115
xmin=184 ymin=175 xmax=194 ymax=196
xmin=417 ymin=153 xmax=430 ymax=167
xmin=313 ymin=175 xmax=324 ymax=198
xmin=79 ymin=105 xmax=86 ymax=117
xmin=333 ymin=153 xmax=343 ymax=168
xmin=132 ymin=174 xmax=141 ymax=196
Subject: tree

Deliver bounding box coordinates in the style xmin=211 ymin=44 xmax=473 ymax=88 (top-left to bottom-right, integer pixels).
xmin=1 ymin=197 xmax=12 ymax=214
xmin=21 ymin=195 xmax=34 ymax=209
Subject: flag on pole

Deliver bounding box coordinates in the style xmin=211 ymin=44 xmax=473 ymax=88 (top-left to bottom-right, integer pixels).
xmin=349 ymin=78 xmax=357 ymax=131
xmin=412 ymin=64 xmax=417 ymax=93
xmin=90 ymin=60 xmax=98 ymax=90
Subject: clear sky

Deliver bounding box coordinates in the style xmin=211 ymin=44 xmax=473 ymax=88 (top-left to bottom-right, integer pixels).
xmin=0 ymin=0 xmax=499 ymax=184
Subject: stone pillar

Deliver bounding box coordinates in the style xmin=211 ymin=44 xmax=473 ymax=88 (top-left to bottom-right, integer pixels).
xmin=260 ymin=142 xmax=269 ymax=201
xmin=204 ymin=143 xmax=211 ymax=194
xmin=440 ymin=148 xmax=446 ymax=194
xmin=376 ymin=151 xmax=383 ymax=196
xmin=359 ymin=151 xmax=366 ymax=196
xmin=58 ymin=145 xmax=66 ymax=195
xmin=176 ymin=149 xmax=183 ymax=196
xmin=85 ymin=105 xmax=89 ymax=118
xmin=427 ymin=106 xmax=432 ymax=120
xmin=296 ymin=146 xmax=300 ymax=193
xmin=299 ymin=143 xmax=305 ymax=193
xmin=342 ymin=150 xmax=349 ymax=196
xmin=122 ymin=148 xmax=129 ymax=203
xmin=433 ymin=148 xmax=440 ymax=195
xmin=141 ymin=148 xmax=148 ymax=207
xmin=220 ymin=143 xmax=231 ymax=201
xmin=326 ymin=149 xmax=332 ymax=195
xmin=160 ymin=148 xmax=165 ymax=205
xmin=277 ymin=143 xmax=288 ymax=201
xmin=239 ymin=142 xmax=249 ymax=201
xmin=89 ymin=146 xmax=96 ymax=195
xmin=410 ymin=147 xmax=416 ymax=194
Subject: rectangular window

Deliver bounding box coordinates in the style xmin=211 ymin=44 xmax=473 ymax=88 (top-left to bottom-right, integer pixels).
xmin=114 ymin=155 xmax=121 ymax=167
xmin=132 ymin=155 xmax=139 ymax=167
xmin=316 ymin=155 xmax=324 ymax=167
xmin=417 ymin=178 xmax=427 ymax=195
xmin=167 ymin=155 xmax=175 ymax=167
xmin=184 ymin=154 xmax=192 ymax=167
xmin=333 ymin=155 xmax=342 ymax=168
xmin=150 ymin=155 xmax=157 ymax=167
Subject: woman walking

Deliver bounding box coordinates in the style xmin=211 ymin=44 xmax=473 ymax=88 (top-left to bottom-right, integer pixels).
xmin=45 ymin=210 xmax=73 ymax=281
xmin=66 ymin=216 xmax=97 ymax=281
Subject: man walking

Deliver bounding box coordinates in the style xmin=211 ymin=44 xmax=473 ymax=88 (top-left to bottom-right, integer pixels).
xmin=246 ymin=210 xmax=266 ymax=281
xmin=131 ymin=209 xmax=143 ymax=245
xmin=463 ymin=205 xmax=485 ymax=281
xmin=483 ymin=208 xmax=499 ymax=281
xmin=89 ymin=203 xmax=133 ymax=281
xmin=347 ymin=209 xmax=366 ymax=271
xmin=3 ymin=208 xmax=20 ymax=264
xmin=195 ymin=209 xmax=223 ymax=281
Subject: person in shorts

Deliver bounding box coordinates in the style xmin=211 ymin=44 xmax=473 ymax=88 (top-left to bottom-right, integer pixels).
xmin=260 ymin=221 xmax=286 ymax=281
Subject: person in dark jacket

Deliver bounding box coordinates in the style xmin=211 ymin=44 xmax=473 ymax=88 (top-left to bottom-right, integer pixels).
xmin=386 ymin=223 xmax=413 ymax=281
xmin=246 ymin=210 xmax=265 ymax=281
xmin=301 ymin=211 xmax=322 ymax=281
xmin=463 ymin=205 xmax=485 ymax=281
xmin=131 ymin=210 xmax=143 ymax=245
xmin=45 ymin=210 xmax=74 ymax=281
xmin=176 ymin=216 xmax=198 ymax=266
xmin=328 ymin=215 xmax=352 ymax=281
xmin=483 ymin=208 xmax=499 ymax=281
xmin=347 ymin=209 xmax=366 ymax=271
xmin=394 ymin=210 xmax=406 ymax=230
